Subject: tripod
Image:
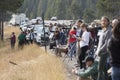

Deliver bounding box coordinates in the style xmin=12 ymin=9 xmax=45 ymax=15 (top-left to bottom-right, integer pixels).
xmin=63 ymin=42 xmax=76 ymax=62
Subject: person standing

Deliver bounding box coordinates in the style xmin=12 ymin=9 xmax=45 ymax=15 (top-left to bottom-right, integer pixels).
xmin=68 ymin=26 xmax=77 ymax=60
xmin=18 ymin=32 xmax=26 ymax=49
xmin=25 ymin=30 xmax=30 ymax=45
xmin=54 ymin=27 xmax=60 ymax=48
xmin=78 ymin=23 xmax=90 ymax=69
xmin=95 ymin=16 xmax=112 ymax=80
xmin=59 ymin=28 xmax=65 ymax=45
xmin=29 ymin=29 xmax=34 ymax=44
xmin=76 ymin=20 xmax=83 ymax=65
xmin=76 ymin=20 xmax=83 ymax=37
xmin=10 ymin=32 xmax=16 ymax=49
xmin=107 ymin=19 xmax=120 ymax=80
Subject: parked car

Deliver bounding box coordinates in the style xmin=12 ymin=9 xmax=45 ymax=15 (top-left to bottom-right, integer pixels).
xmin=33 ymin=25 xmax=50 ymax=45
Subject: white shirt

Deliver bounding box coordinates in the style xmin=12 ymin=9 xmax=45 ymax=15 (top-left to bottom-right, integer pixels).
xmin=26 ymin=33 xmax=30 ymax=40
xmin=76 ymin=28 xmax=82 ymax=37
xmin=80 ymin=31 xmax=90 ymax=48
xmin=51 ymin=26 xmax=57 ymax=31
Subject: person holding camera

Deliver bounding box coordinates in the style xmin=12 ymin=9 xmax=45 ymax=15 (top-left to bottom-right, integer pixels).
xmin=72 ymin=56 xmax=98 ymax=80
xmin=68 ymin=26 xmax=77 ymax=60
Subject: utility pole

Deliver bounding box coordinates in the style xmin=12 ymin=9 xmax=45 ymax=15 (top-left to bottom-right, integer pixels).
xmin=42 ymin=0 xmax=47 ymax=52
xmin=42 ymin=12 xmax=47 ymax=52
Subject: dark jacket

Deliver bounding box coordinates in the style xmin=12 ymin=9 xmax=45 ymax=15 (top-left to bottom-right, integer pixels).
xmin=18 ymin=33 xmax=26 ymax=42
xmin=11 ymin=34 xmax=16 ymax=44
xmin=54 ymin=31 xmax=60 ymax=40
xmin=108 ymin=36 xmax=120 ymax=67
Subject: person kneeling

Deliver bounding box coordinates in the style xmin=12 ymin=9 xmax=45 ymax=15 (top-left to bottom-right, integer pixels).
xmin=72 ymin=56 xmax=98 ymax=80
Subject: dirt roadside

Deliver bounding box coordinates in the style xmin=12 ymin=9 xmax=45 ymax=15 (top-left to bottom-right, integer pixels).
xmin=48 ymin=49 xmax=77 ymax=80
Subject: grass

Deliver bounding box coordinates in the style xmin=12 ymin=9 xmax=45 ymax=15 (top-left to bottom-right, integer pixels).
xmin=0 ymin=26 xmax=20 ymax=48
xmin=0 ymin=26 xmax=67 ymax=80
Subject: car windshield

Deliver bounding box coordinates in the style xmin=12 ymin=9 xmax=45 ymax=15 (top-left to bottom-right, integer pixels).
xmin=34 ymin=26 xmax=49 ymax=34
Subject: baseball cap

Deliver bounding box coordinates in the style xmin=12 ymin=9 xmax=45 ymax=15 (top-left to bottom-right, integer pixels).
xmin=83 ymin=56 xmax=94 ymax=63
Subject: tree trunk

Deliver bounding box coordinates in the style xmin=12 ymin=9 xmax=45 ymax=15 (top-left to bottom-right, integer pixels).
xmin=0 ymin=11 xmax=4 ymax=41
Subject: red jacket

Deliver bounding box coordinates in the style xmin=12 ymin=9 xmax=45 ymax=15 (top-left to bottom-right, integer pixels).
xmin=68 ymin=30 xmax=76 ymax=43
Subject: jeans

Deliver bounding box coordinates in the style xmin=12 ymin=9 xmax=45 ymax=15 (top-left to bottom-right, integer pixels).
xmin=112 ymin=66 xmax=120 ymax=80
xmin=68 ymin=42 xmax=76 ymax=60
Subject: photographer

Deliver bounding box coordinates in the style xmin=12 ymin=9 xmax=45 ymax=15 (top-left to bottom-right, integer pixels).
xmin=68 ymin=26 xmax=77 ymax=60
xmin=72 ymin=56 xmax=98 ymax=80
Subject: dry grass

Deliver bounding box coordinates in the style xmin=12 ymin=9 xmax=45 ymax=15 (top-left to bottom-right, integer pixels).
xmin=0 ymin=26 xmax=20 ymax=48
xmin=0 ymin=26 xmax=67 ymax=80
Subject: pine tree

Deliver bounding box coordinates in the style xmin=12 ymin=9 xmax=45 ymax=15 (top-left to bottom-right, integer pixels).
xmin=0 ymin=0 xmax=24 ymax=40
xmin=97 ymin=0 xmax=120 ymax=18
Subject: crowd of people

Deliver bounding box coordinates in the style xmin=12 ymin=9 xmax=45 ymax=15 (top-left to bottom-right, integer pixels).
xmin=71 ymin=17 xmax=120 ymax=80
xmin=48 ymin=16 xmax=120 ymax=80
xmin=10 ymin=29 xmax=34 ymax=49
xmin=9 ymin=16 xmax=120 ymax=80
